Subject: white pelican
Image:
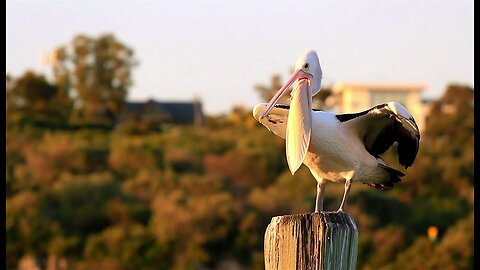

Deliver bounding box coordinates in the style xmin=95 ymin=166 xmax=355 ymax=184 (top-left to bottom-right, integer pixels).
xmin=253 ymin=49 xmax=420 ymax=212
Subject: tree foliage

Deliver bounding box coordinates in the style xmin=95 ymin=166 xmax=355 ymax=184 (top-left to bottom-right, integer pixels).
xmin=55 ymin=33 xmax=136 ymax=125
xmin=6 ymin=83 xmax=473 ymax=270
xmin=6 ymin=71 xmax=70 ymax=127
xmin=254 ymin=74 xmax=289 ymax=104
xmin=6 ymin=33 xmax=136 ymax=130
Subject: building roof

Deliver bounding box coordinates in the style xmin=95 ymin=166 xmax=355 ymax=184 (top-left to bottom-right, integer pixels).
xmin=123 ymin=99 xmax=203 ymax=125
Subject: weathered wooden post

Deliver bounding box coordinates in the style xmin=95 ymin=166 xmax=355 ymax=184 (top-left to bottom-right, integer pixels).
xmin=264 ymin=211 xmax=358 ymax=270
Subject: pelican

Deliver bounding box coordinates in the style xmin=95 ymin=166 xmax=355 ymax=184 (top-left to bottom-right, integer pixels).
xmin=253 ymin=49 xmax=420 ymax=212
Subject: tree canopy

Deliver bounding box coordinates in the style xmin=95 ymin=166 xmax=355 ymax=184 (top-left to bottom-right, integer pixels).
xmin=6 ymin=71 xmax=69 ymax=127
xmin=55 ymin=33 xmax=136 ymax=125
xmin=7 ymin=33 xmax=136 ymax=129
xmin=6 ymin=83 xmax=473 ymax=270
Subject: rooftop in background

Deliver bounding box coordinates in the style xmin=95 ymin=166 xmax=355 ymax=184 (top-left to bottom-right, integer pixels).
xmin=119 ymin=99 xmax=204 ymax=127
xmin=332 ymin=82 xmax=427 ymax=92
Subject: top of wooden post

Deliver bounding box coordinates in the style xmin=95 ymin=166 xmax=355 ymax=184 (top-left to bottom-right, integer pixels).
xmin=265 ymin=212 xmax=358 ymax=270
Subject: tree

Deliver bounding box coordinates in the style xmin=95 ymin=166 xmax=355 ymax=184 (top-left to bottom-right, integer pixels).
xmin=6 ymin=71 xmax=69 ymax=127
xmin=426 ymin=84 xmax=474 ymax=139
xmin=255 ymin=74 xmax=290 ymax=105
xmin=55 ymin=33 xmax=136 ymax=125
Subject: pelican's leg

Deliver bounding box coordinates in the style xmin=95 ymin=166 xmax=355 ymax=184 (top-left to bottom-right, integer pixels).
xmin=315 ymin=181 xmax=326 ymax=213
xmin=337 ymin=179 xmax=352 ymax=212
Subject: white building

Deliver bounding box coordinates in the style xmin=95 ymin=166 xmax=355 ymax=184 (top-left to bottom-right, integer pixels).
xmin=332 ymin=82 xmax=427 ymax=131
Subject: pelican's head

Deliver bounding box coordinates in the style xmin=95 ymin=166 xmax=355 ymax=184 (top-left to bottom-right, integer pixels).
xmin=261 ymin=49 xmax=322 ymax=118
xmin=258 ymin=49 xmax=322 ymax=175
xmin=294 ymin=49 xmax=322 ymax=96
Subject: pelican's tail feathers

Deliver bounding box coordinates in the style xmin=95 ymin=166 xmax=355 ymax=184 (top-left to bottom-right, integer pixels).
xmin=363 ymin=164 xmax=404 ymax=190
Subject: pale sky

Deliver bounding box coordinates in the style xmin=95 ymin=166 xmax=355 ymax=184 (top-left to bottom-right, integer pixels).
xmin=6 ymin=0 xmax=474 ymax=115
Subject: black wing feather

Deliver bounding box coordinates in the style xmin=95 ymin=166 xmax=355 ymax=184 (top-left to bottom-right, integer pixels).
xmin=396 ymin=121 xmax=420 ymax=167
xmin=337 ymin=103 xmax=420 ymax=168
xmin=335 ymin=105 xmax=381 ymax=122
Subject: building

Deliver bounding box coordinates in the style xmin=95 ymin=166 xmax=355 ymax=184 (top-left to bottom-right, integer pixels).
xmin=119 ymin=99 xmax=204 ymax=127
xmin=331 ymin=82 xmax=427 ymax=131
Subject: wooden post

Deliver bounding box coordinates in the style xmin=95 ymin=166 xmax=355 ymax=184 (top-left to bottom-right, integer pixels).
xmin=264 ymin=212 xmax=358 ymax=270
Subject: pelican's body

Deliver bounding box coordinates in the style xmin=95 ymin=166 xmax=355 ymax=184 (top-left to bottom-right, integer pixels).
xmin=254 ymin=50 xmax=420 ymax=212
xmin=305 ymin=112 xmax=365 ymax=184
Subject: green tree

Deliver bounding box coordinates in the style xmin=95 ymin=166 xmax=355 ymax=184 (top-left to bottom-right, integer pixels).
xmin=426 ymin=84 xmax=474 ymax=140
xmin=255 ymin=74 xmax=289 ymax=105
xmin=6 ymin=71 xmax=69 ymax=127
xmin=382 ymin=213 xmax=473 ymax=270
xmin=5 ymin=81 xmax=474 ymax=270
xmin=55 ymin=33 xmax=136 ymax=125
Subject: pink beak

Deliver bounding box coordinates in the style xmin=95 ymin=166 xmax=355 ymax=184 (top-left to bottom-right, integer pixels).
xmin=260 ymin=69 xmax=313 ymax=118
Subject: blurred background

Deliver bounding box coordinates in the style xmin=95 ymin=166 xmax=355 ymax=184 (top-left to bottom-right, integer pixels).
xmin=6 ymin=1 xmax=473 ymax=270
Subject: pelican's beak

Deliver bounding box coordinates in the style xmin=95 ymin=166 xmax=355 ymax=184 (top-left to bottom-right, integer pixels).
xmin=260 ymin=69 xmax=313 ymax=118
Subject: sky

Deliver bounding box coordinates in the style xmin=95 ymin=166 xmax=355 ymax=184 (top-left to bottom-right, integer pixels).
xmin=6 ymin=0 xmax=474 ymax=115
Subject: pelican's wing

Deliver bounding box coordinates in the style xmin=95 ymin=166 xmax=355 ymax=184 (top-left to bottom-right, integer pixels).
xmin=337 ymin=102 xmax=420 ymax=168
xmin=253 ymin=103 xmax=289 ymax=139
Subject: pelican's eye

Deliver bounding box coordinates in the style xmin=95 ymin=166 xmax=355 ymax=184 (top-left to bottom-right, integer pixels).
xmin=303 ymin=63 xmax=309 ymax=71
